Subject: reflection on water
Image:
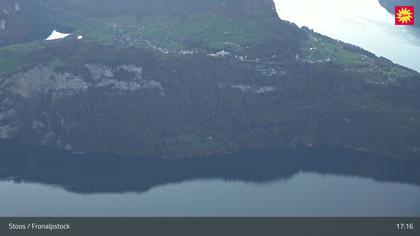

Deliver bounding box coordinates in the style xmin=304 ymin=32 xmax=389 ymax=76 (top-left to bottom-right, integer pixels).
xmin=1 ymin=174 xmax=420 ymax=217
xmin=274 ymin=0 xmax=420 ymax=72
xmin=0 ymin=141 xmax=420 ymax=217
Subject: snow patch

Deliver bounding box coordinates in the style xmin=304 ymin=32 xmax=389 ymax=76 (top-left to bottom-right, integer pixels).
xmin=46 ymin=30 xmax=72 ymax=41
xmin=220 ymin=83 xmax=277 ymax=94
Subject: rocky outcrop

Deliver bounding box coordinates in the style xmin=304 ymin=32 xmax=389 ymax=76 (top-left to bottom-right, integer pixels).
xmin=0 ymin=62 xmax=165 ymax=148
xmin=9 ymin=65 xmax=88 ymax=98
xmin=2 ymin=64 xmax=163 ymax=99
xmin=0 ymin=20 xmax=5 ymax=30
xmin=218 ymin=83 xmax=277 ymax=94
xmin=85 ymin=64 xmax=164 ymax=93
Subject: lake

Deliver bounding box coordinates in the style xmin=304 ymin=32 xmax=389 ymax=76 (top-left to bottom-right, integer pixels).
xmin=0 ymin=141 xmax=419 ymax=217
xmin=274 ymin=0 xmax=420 ymax=72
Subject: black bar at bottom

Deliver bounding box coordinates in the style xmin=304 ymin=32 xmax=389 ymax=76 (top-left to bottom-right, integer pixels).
xmin=1 ymin=218 xmax=419 ymax=236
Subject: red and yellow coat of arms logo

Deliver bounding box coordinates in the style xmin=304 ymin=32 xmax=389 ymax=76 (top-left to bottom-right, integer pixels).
xmin=395 ymin=6 xmax=415 ymax=25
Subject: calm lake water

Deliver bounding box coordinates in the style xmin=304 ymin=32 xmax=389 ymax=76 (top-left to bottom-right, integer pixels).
xmin=274 ymin=0 xmax=420 ymax=72
xmin=0 ymin=141 xmax=419 ymax=217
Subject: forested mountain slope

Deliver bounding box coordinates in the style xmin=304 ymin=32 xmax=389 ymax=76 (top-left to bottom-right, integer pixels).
xmin=0 ymin=0 xmax=419 ymax=160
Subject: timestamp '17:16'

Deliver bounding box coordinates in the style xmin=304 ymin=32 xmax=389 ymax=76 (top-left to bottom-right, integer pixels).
xmin=396 ymin=223 xmax=414 ymax=231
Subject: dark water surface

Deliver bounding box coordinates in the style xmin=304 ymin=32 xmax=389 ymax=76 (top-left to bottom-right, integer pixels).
xmin=0 ymin=141 xmax=419 ymax=217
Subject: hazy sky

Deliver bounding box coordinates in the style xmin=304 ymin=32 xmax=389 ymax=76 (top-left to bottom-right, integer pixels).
xmin=273 ymin=0 xmax=420 ymax=71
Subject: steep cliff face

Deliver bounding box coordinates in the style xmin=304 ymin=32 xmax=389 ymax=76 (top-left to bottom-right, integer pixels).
xmin=0 ymin=0 xmax=420 ymax=160
xmin=0 ymin=1 xmax=56 ymax=46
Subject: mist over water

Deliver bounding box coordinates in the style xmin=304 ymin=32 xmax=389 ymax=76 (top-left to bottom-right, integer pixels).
xmin=274 ymin=0 xmax=420 ymax=72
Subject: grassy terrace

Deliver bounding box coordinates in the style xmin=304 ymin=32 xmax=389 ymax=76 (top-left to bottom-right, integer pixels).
xmin=0 ymin=41 xmax=70 ymax=76
xmin=0 ymin=42 xmax=45 ymax=76
xmin=138 ymin=14 xmax=266 ymax=51
xmin=296 ymin=32 xmax=419 ymax=88
xmin=0 ymin=10 xmax=266 ymax=76
xmin=44 ymin=7 xmax=268 ymax=52
xmin=301 ymin=34 xmax=365 ymax=66
xmin=53 ymin=12 xmax=115 ymax=44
